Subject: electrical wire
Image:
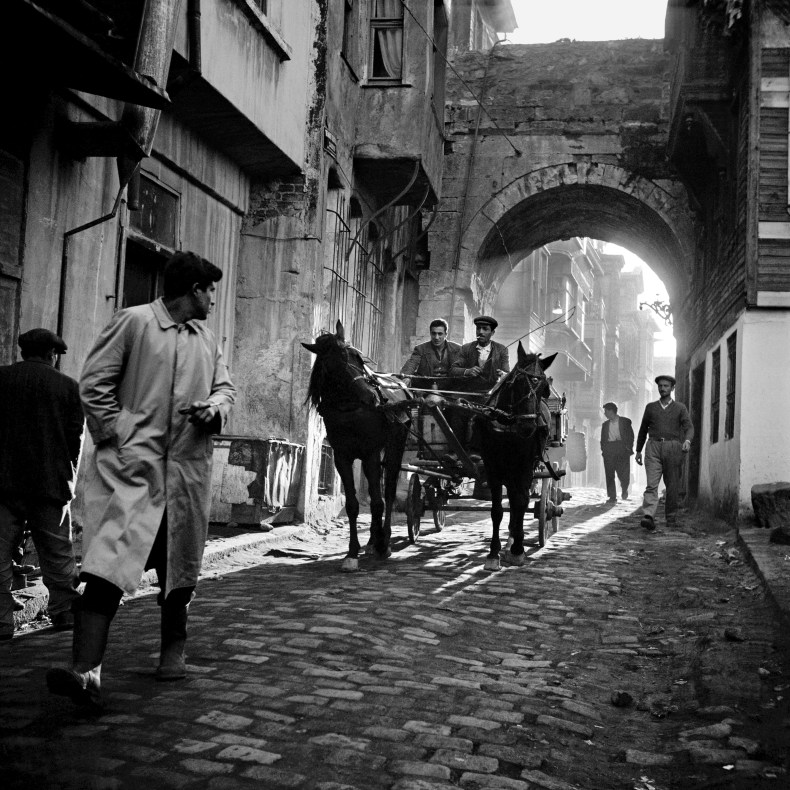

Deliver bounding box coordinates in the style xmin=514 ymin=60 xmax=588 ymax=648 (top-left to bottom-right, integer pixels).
xmin=505 ymin=307 xmax=577 ymax=349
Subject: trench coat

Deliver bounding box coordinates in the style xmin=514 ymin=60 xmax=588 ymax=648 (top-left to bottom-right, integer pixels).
xmin=79 ymin=299 xmax=236 ymax=596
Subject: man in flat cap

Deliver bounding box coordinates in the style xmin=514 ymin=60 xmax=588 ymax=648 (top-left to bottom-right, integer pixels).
xmin=635 ymin=374 xmax=694 ymax=530
xmin=448 ymin=316 xmax=510 ymax=456
xmin=450 ymin=316 xmax=510 ymax=389
xmin=0 ymin=329 xmax=84 ymax=640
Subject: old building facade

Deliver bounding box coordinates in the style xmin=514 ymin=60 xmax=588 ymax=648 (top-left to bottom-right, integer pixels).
xmin=666 ymin=0 xmax=790 ymax=517
xmin=3 ymin=1 xmax=517 ymax=525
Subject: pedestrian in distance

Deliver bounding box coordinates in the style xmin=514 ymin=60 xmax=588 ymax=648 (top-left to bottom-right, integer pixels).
xmin=46 ymin=251 xmax=236 ymax=708
xmin=0 ymin=328 xmax=84 ymax=641
xmin=399 ymin=318 xmax=461 ymax=380
xmin=635 ymin=375 xmax=694 ymax=530
xmin=600 ymin=402 xmax=634 ymax=504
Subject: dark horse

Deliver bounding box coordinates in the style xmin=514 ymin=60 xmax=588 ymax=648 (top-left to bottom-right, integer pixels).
xmin=476 ymin=344 xmax=557 ymax=570
xmin=303 ymin=321 xmax=410 ymax=572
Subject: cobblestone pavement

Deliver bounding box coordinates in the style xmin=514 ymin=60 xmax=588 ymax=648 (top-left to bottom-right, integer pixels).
xmin=2 ymin=489 xmax=789 ymax=790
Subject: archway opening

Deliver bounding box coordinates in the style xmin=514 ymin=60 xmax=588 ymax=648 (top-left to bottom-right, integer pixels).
xmin=491 ymin=237 xmax=676 ymax=493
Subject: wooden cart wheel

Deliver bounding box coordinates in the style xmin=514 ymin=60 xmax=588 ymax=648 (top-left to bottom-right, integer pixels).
xmin=550 ymin=463 xmax=562 ymax=536
xmin=537 ymin=476 xmax=550 ymax=548
xmin=406 ymin=473 xmax=422 ymax=544
xmin=432 ymin=488 xmax=447 ymax=532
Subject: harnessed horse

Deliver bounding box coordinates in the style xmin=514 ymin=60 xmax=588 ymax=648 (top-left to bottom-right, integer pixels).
xmin=303 ymin=321 xmax=410 ymax=572
xmin=476 ymin=344 xmax=557 ymax=570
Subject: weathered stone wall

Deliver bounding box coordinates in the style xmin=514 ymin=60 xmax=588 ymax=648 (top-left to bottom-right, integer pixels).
xmin=425 ymin=40 xmax=695 ymax=374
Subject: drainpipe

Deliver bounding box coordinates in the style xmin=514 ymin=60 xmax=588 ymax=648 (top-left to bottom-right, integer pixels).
xmin=57 ymin=0 xmax=184 ymax=340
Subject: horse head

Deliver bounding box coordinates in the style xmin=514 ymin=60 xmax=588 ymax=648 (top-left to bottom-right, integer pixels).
xmin=303 ymin=320 xmax=379 ymax=409
xmin=490 ymin=343 xmax=556 ymax=416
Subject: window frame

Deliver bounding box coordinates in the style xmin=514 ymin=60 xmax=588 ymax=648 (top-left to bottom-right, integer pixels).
xmin=710 ymin=347 xmax=720 ymax=444
xmin=368 ymin=1 xmax=404 ymax=85
xmin=724 ymin=333 xmax=736 ymax=440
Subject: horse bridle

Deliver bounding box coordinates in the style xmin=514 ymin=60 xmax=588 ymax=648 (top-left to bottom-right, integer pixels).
xmin=505 ymin=365 xmax=547 ymax=415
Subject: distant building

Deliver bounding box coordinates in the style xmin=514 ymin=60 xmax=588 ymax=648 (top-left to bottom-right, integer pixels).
xmin=494 ymin=241 xmax=659 ymax=488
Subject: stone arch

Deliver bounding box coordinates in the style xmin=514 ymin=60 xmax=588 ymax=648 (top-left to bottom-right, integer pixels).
xmin=458 ymin=162 xmax=695 ymax=308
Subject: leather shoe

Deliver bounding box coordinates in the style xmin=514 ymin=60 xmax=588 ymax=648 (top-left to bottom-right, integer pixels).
xmin=606 ymin=498 xmax=617 ymax=504
xmin=640 ymin=515 xmax=656 ymax=531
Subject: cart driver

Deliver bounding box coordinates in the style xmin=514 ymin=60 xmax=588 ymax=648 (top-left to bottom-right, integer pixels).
xmin=399 ymin=319 xmax=461 ymax=382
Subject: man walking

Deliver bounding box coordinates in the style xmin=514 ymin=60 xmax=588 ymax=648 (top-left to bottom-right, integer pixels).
xmin=0 ymin=329 xmax=84 ymax=641
xmin=47 ymin=251 xmax=235 ymax=707
xmin=600 ymin=402 xmax=634 ymax=503
xmin=400 ymin=318 xmax=460 ymax=379
xmin=635 ymin=375 xmax=694 ymax=530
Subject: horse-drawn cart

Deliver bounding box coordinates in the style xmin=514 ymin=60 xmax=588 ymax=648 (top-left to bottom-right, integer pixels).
xmin=400 ymin=375 xmax=572 ymax=548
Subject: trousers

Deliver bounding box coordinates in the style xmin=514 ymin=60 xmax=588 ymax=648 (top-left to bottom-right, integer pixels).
xmin=0 ymin=496 xmax=79 ymax=633
xmin=602 ymin=446 xmax=631 ymax=500
xmin=641 ymin=439 xmax=683 ymax=521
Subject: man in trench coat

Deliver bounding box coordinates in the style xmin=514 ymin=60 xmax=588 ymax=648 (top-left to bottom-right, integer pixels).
xmin=47 ymin=251 xmax=235 ymax=708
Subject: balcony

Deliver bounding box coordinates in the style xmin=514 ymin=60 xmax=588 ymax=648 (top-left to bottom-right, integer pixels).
xmin=5 ymin=0 xmax=169 ymax=109
xmin=545 ymin=325 xmax=592 ymax=382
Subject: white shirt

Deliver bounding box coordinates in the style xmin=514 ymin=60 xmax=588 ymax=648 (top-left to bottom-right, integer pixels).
xmin=477 ymin=344 xmax=491 ymax=365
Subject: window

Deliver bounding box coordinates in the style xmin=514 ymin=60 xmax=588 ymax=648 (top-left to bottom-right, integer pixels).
xmin=724 ymin=333 xmax=736 ymax=439
xmin=317 ymin=442 xmax=335 ymax=496
xmin=324 ymin=193 xmax=385 ymax=365
xmin=710 ymin=348 xmax=720 ymax=444
xmin=124 ymin=173 xmax=179 ymax=309
xmin=369 ymin=0 xmax=403 ymax=82
xmin=431 ymin=0 xmax=448 ymax=114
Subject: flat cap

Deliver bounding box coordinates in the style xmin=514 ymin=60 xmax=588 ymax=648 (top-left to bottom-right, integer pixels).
xmin=18 ymin=328 xmax=68 ymax=355
xmin=655 ymin=374 xmax=676 ymax=386
xmin=473 ymin=315 xmax=498 ymax=330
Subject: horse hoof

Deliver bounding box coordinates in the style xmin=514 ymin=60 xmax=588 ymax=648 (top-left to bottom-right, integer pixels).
xmin=500 ymin=551 xmax=526 ymax=568
xmin=373 ymin=547 xmax=392 ymax=561
xmin=484 ymin=557 xmax=500 ymax=572
xmin=341 ymin=558 xmax=359 ymax=573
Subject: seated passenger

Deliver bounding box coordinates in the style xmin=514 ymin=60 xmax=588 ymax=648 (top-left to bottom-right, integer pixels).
xmin=448 ymin=315 xmax=511 ymax=460
xmin=400 ymin=318 xmax=461 ymax=381
xmin=449 ymin=315 xmax=510 ymax=390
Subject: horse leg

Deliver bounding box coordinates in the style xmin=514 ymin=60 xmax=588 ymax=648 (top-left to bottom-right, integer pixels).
xmin=484 ymin=479 xmax=504 ymax=571
xmin=335 ymin=456 xmax=361 ymax=572
xmin=381 ymin=424 xmax=407 ymax=556
xmin=502 ymin=471 xmax=530 ymax=567
xmin=361 ymin=453 xmax=388 ymax=560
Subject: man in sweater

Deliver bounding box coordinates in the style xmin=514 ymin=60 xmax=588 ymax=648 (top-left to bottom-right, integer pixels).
xmin=600 ymin=402 xmax=634 ymax=503
xmin=635 ymin=375 xmax=694 ymax=530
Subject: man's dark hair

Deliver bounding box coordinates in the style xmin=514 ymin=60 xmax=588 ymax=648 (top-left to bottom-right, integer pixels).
xmin=603 ymin=402 xmax=618 ymax=413
xmin=163 ymin=251 xmax=222 ymax=299
xmin=429 ymin=318 xmax=448 ymax=332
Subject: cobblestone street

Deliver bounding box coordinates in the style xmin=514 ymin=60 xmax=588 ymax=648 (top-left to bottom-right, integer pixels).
xmin=3 ymin=489 xmax=789 ymax=790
